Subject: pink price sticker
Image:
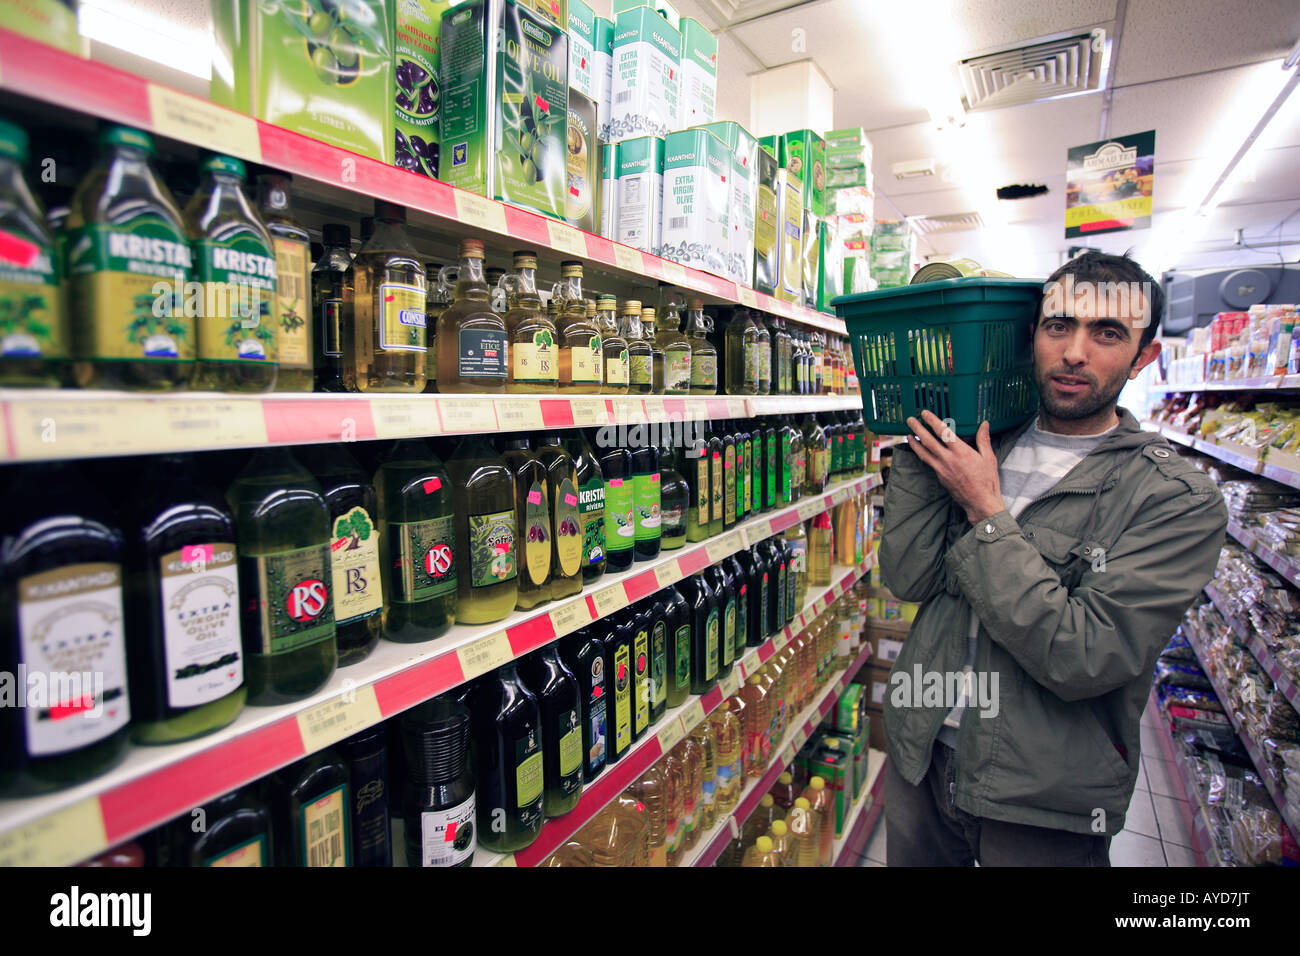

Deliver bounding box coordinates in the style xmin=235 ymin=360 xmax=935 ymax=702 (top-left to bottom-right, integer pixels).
xmin=564 ymin=493 xmax=578 ymax=506
xmin=423 ymin=478 xmax=442 ymax=494
xmin=181 ymin=544 xmax=214 ymax=565
xmin=610 ymin=478 xmax=623 ymax=487
xmin=650 ymin=473 xmax=660 ymax=483
xmin=0 ymin=229 xmax=40 ymax=268
xmin=528 ymin=490 xmax=542 ymax=505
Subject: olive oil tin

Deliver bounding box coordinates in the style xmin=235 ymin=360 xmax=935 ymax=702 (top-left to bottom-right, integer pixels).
xmin=565 ymin=90 xmax=599 ymax=233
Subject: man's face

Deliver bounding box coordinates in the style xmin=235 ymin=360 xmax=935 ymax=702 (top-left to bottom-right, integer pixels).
xmin=1034 ymin=276 xmax=1161 ymax=421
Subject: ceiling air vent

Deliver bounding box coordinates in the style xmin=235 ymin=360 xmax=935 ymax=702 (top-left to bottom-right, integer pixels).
xmin=958 ymin=28 xmax=1109 ymax=112
xmin=908 ymin=212 xmax=985 ymax=235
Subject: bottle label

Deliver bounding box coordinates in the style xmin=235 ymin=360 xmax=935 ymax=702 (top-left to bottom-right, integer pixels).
xmin=682 ymin=792 xmax=697 ymax=836
xmin=523 ymin=482 xmax=551 ymax=586
xmin=651 ymin=621 xmax=667 ymax=707
xmin=511 ymin=330 xmax=557 ymax=384
xmin=716 ymin=759 xmax=739 ymax=803
xmin=194 ymin=235 xmax=278 ymax=365
xmin=604 ymin=477 xmax=634 ymax=554
xmin=515 ymin=730 xmax=544 ymax=821
xmin=568 ymin=335 xmax=603 ymax=384
xmin=723 ymin=446 xmax=736 ymax=517
xmin=662 ymin=501 xmax=684 ymax=539
xmin=690 ymin=353 xmax=716 ymax=388
xmin=705 ymin=608 xmax=719 ymax=680
xmin=710 ymin=452 xmax=723 ymax=522
xmin=588 ymin=654 xmax=608 ymax=771
xmin=722 ymin=598 xmax=735 ymax=666
xmin=665 ymin=810 xmax=682 ymax=855
xmin=301 ymin=784 xmax=349 ymax=867
xmin=578 ymin=477 xmax=606 ymax=568
xmin=674 ymin=623 xmax=691 ymax=693
xmin=633 ymin=628 xmax=649 ymax=734
xmin=557 ymin=707 xmax=583 ymax=795
xmin=665 ymin=351 xmax=691 ymax=392
xmin=765 ymin=433 xmax=777 ymax=507
xmin=629 ymin=353 xmax=652 ymax=386
xmin=327 ymin=506 xmax=383 ymax=625
xmin=760 ymin=572 xmax=770 ymax=635
xmin=745 ymin=342 xmax=762 ymax=387
xmin=420 ymin=794 xmax=476 ymax=866
xmin=633 ymin=472 xmax=661 ymax=542
xmin=613 ymin=642 xmax=632 ymax=753
xmin=17 ymin=562 xmax=130 ymax=756
xmin=736 ymin=583 xmax=748 ymax=652
xmin=271 ymin=237 xmax=310 ymax=368
xmin=694 ymin=454 xmax=709 ymax=526
xmin=0 ymin=231 xmax=64 ymax=359
xmin=320 ymin=298 xmax=343 ymax=356
xmin=700 ymin=776 xmax=715 ymax=811
xmin=159 ymin=543 xmax=243 ymax=708
xmin=205 ymin=835 xmax=266 ymax=867
xmin=65 ymin=220 xmax=194 ymax=363
xmin=390 ymin=516 xmax=457 ymax=603
xmin=606 ymin=349 xmax=629 ymax=385
xmin=742 ymin=441 xmax=753 ymax=514
xmin=457 ymin=327 xmax=505 ymax=376
xmin=242 ymin=545 xmax=334 ymax=656
xmin=554 ymin=477 xmax=583 ymax=577
xmin=780 ymin=435 xmax=792 ymax=502
xmin=468 ymin=509 xmax=517 ymax=588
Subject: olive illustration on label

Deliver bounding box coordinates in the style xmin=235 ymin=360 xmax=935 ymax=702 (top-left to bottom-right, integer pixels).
xmin=453 ymin=821 xmax=473 ymax=852
xmin=396 ymin=128 xmax=438 ymax=178
xmin=396 ymin=56 xmax=439 ymax=118
xmin=282 ymin=0 xmax=385 ymax=88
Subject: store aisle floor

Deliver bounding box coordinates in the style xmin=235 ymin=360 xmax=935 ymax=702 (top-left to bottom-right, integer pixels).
xmin=854 ymin=706 xmax=1200 ymax=866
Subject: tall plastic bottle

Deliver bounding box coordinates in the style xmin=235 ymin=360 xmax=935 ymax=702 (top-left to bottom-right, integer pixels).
xmin=662 ymin=748 xmax=686 ymax=866
xmin=741 ymin=834 xmax=782 ymax=867
xmin=803 ymin=775 xmax=835 ymax=866
xmin=710 ymin=704 xmax=743 ymax=817
xmin=767 ymin=818 xmax=795 ymax=866
xmin=675 ymin=735 xmax=704 ymax=851
xmin=690 ymin=720 xmax=717 ymax=836
xmin=630 ymin=762 xmax=668 ymax=866
xmin=786 ymin=796 xmax=819 ymax=867
xmin=771 ymin=771 xmax=799 ymax=813
xmin=740 ymin=675 xmax=770 ymax=776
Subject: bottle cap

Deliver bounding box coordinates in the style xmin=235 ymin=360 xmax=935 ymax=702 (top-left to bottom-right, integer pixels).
xmin=321 ymin=223 xmax=351 ymax=246
xmin=641 ymin=307 xmax=656 ymax=320
xmin=375 ymin=200 xmax=407 ymax=222
xmin=560 ymin=260 xmax=583 ymax=277
xmin=760 ymin=794 xmax=774 ymax=807
xmin=201 ymin=153 xmax=246 ymax=179
xmin=779 ymin=772 xmax=793 ymax=787
xmin=459 ymin=237 xmax=485 ymax=258
xmin=823 ymin=738 xmax=840 ymax=748
xmin=100 ymin=124 xmax=154 ymax=155
xmin=512 ymin=250 xmax=538 ymax=267
xmin=794 ymin=796 xmax=811 ymax=810
xmin=770 ymin=820 xmax=788 ymax=836
xmin=755 ymin=836 xmax=773 ymax=853
xmin=597 ymin=294 xmax=618 ymax=310
xmin=621 ymin=299 xmax=641 ymax=313
xmin=0 ymin=120 xmax=29 ymax=163
xmin=401 ymin=695 xmax=471 ymax=786
xmin=688 ymin=297 xmax=704 ymax=309
xmin=809 ymin=776 xmax=825 ymax=790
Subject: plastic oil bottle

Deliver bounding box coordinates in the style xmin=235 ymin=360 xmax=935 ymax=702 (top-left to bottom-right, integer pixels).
xmin=767 ymin=818 xmax=795 ymax=866
xmin=445 ymin=436 xmax=518 ymax=624
xmin=312 ymin=223 xmax=352 ymax=392
xmin=500 ymin=251 xmax=558 ymax=393
xmin=434 ymin=238 xmax=506 ymax=392
xmin=771 ymin=771 xmax=798 ymax=813
xmin=741 ymin=834 xmax=781 ymax=867
xmin=690 ymin=720 xmax=717 ymax=836
xmin=630 ymin=762 xmax=668 ymax=866
xmin=785 ymin=796 xmax=819 ymax=867
xmin=675 ymin=734 xmax=703 ymax=851
xmin=536 ymin=438 xmax=584 ymax=600
xmin=661 ymin=748 xmax=686 ymax=866
xmin=710 ymin=704 xmax=742 ymax=817
xmin=502 ymin=436 xmax=551 ymax=611
xmin=256 ymin=172 xmax=312 ymax=391
xmin=803 ymin=775 xmax=835 ymax=866
xmin=740 ymin=674 xmax=770 ymax=776
xmin=554 ymin=262 xmax=603 ymax=392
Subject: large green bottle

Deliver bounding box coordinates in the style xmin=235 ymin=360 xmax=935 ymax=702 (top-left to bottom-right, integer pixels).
xmin=374 ymin=439 xmax=456 ymax=642
xmin=706 ymin=421 xmax=724 ymax=537
xmin=682 ymin=431 xmax=710 ymax=544
xmin=312 ymin=223 xmax=352 ymax=392
xmin=630 ymin=438 xmax=661 ymax=562
xmin=446 ymin=436 xmax=518 ymax=624
xmin=470 ymin=662 xmax=545 ymax=853
xmin=558 ymin=629 xmax=607 ymax=783
xmin=165 ymin=785 xmax=272 ymax=867
xmin=519 ymin=645 xmax=584 ymax=818
xmin=599 ymin=612 xmax=635 ymax=764
xmin=563 ymin=430 xmax=607 ymax=584
xmin=536 ymin=439 xmax=584 ymax=600
xmin=227 ymin=448 xmax=336 ymax=705
xmin=266 ymin=748 xmax=351 ymax=866
xmin=599 ymin=442 xmax=634 ymax=573
xmin=661 ymin=586 xmax=691 ymax=708
xmin=706 ymin=562 xmax=735 ymax=681
xmin=502 ymin=437 xmax=551 ymax=611
xmin=680 ymin=573 xmax=718 ymax=696
xmin=658 ymin=444 xmax=689 ymax=550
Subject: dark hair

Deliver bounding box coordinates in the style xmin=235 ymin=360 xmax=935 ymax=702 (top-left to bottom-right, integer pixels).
xmin=1039 ymin=250 xmax=1164 ymax=352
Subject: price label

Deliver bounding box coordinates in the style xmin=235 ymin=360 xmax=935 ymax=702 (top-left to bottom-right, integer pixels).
xmin=547 ymin=221 xmax=588 ymax=258
xmin=772 ymin=632 xmax=789 ymax=653
xmin=705 ymin=536 xmax=734 ymax=563
xmin=493 ymin=853 xmax=518 ymax=867
xmin=455 ymin=631 xmax=514 ymax=682
xmin=496 ymin=398 xmax=545 ymax=431
xmin=613 ymin=243 xmax=644 ymax=273
xmin=439 ymin=398 xmax=498 ymax=432
xmin=735 ymin=526 xmax=750 ymax=549
xmin=660 ymin=259 xmax=688 ymax=284
xmin=736 ymin=659 xmax=749 ymax=681
xmin=737 ymin=286 xmax=758 ymax=308
xmin=372 ymin=398 xmax=441 ymax=439
xmin=680 ymin=699 xmax=706 ymax=731
xmin=592 ymin=585 xmax=625 ymax=618
xmin=781 ymin=742 xmax=797 ymax=766
xmin=727 ymin=398 xmax=747 ymax=417
xmin=0 ymin=797 xmax=107 ymax=867
xmin=657 ymin=716 xmax=686 ymax=753
xmin=719 ymin=670 xmax=741 ymax=697
xmin=655 ymin=562 xmax=682 ymax=588
xmin=571 ymin=399 xmax=608 ymax=426
xmin=296 ymin=683 xmax=383 ymax=751
xmin=798 ymin=499 xmax=821 ymax=521
xmin=642 ymin=397 xmax=666 ymax=420
xmin=454 ymin=191 xmax=508 ymax=234
xmin=148 ymin=84 xmax=262 ymax=163
xmin=550 ymin=600 xmax=591 ymax=635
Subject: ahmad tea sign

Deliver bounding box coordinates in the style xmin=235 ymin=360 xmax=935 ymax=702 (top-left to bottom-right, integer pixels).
xmin=1065 ymin=130 xmax=1155 ymax=238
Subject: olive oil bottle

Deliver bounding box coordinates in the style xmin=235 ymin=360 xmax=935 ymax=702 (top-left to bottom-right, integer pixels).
xmin=598 ymin=612 xmax=635 ymax=765
xmin=724 ymin=554 xmax=749 ymax=663
xmin=295 ymin=445 xmax=383 ymax=665
xmin=762 ymin=418 xmax=778 ymax=512
xmin=706 ymin=561 xmax=735 ymax=680
xmin=661 ymin=586 xmax=691 ymax=708
xmin=658 ymin=444 xmax=689 ymax=550
xmin=501 ymin=251 xmax=557 ymax=393
xmin=446 ymin=436 xmax=518 ymax=624
xmin=626 ymin=604 xmax=654 ymax=740
xmin=66 ymin=126 xmax=194 ymax=390
xmin=470 ymin=662 xmax=545 ymax=853
xmin=706 ymin=420 xmax=724 ymax=537
xmin=227 ymin=448 xmax=337 ymax=704
xmin=656 ymin=292 xmax=692 ymax=395
xmin=0 ymin=120 xmax=67 ymax=386
xmin=683 ymin=432 xmax=710 ymax=544
xmin=597 ymin=294 xmax=629 ymax=394
xmin=375 ymin=439 xmax=457 ymax=642
xmin=735 ymin=546 xmax=766 ymax=647
xmin=519 ymin=646 xmax=584 ymax=818
xmin=185 ymin=155 xmax=279 ymax=392
xmin=686 ymin=298 xmax=717 ymax=394
xmin=563 ymin=429 xmax=607 ymax=584
xmin=0 ymin=465 xmax=131 ymax=795
xmin=423 ymin=261 xmax=449 ymax=393
xmin=502 ymin=437 xmax=551 ymax=611
xmin=167 ymin=786 xmax=271 ymax=867
xmin=435 ymin=239 xmax=506 ymax=392
xmin=267 ymin=748 xmax=351 ymax=867
xmin=641 ymin=307 xmax=666 ymax=393
xmin=257 ymin=172 xmax=312 ymax=391
xmin=802 ymin=414 xmax=828 ymax=495
xmin=554 ymin=262 xmax=602 ymax=392
xmin=755 ymin=311 xmax=772 ymax=395
xmin=123 ymin=456 xmax=246 ymax=744
xmin=620 ymin=299 xmax=652 ymax=394
xmin=725 ymin=307 xmax=760 ymax=395
xmin=312 ymin=223 xmax=352 ymax=392
xmin=679 ymin=572 xmax=718 ymax=695
xmin=536 ymin=438 xmax=584 ymax=600
xmin=721 ymin=420 xmax=737 ymax=531
xmin=401 ymin=695 xmax=476 ymax=867
xmin=599 ymin=441 xmax=635 ymax=573
xmin=631 ymin=439 xmax=661 ymax=562
xmin=559 ymin=629 xmax=607 ymax=783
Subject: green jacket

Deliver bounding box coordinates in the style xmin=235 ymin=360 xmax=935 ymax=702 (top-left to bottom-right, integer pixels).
xmin=879 ymin=407 xmax=1227 ymax=835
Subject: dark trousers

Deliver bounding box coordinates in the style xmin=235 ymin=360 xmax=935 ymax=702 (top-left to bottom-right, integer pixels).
xmin=885 ymin=740 xmax=1111 ymax=866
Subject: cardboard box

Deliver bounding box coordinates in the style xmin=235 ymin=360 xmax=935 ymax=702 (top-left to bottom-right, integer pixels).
xmin=609 ymin=5 xmax=681 ymax=142
xmin=824 ymin=126 xmax=869 ymax=149
xmin=866 ymin=707 xmax=885 ymax=751
xmin=865 ymin=624 xmax=906 ymax=666
xmin=679 ymin=18 xmax=718 ymax=127
xmin=808 ymin=739 xmax=851 ymax=836
xmin=859 ymin=662 xmax=892 ymax=711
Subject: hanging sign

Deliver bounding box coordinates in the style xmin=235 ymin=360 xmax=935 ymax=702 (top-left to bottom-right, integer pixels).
xmin=1065 ymin=131 xmax=1155 ymax=238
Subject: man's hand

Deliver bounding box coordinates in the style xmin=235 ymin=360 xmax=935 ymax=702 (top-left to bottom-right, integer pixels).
xmin=904 ymin=411 xmax=1004 ymax=525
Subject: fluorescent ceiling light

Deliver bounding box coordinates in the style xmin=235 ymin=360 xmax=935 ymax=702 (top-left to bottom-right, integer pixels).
xmin=77 ymin=0 xmax=212 ymax=80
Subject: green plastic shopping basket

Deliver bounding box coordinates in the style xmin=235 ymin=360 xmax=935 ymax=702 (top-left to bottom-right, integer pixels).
xmin=831 ymin=277 xmax=1044 ymax=437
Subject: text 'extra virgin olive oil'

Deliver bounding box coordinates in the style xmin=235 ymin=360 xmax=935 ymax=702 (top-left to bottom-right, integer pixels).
xmin=312 ymin=223 xmax=353 ymax=392
xmin=600 ymin=441 xmax=634 ymax=573
xmin=67 ymin=125 xmax=194 ymax=390
xmin=519 ymin=645 xmax=584 ymax=818
xmin=257 ymin=172 xmax=312 ymax=391
xmin=401 ymin=695 xmax=476 ymax=867
xmin=375 ymin=439 xmax=457 ymax=642
xmin=345 ymin=201 xmax=427 ymax=392
xmin=501 ymin=251 xmax=557 ymax=393
xmin=436 ymin=238 xmax=505 ymax=392
xmin=124 ymin=456 xmax=246 ymax=745
xmin=470 ymin=663 xmax=545 ymax=854
xmin=564 ymin=430 xmax=606 ymax=584
xmin=227 ymin=448 xmax=337 ymax=705
xmin=447 ymin=436 xmax=518 ymax=624
xmin=0 ymin=119 xmax=67 ymax=386
xmin=296 ymin=445 xmax=383 ymax=665
xmin=185 ymin=154 xmax=279 ymax=392
xmin=537 ymin=439 xmax=584 ymax=600
xmin=502 ymin=436 xmax=551 ymax=611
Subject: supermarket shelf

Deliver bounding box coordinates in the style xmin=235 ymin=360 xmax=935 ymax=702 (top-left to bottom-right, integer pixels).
xmin=684 ymin=641 xmax=876 ymax=867
xmin=1180 ymin=615 xmax=1300 ymax=838
xmin=1145 ymin=691 xmax=1211 ymax=867
xmin=0 ymin=473 xmax=879 ymax=866
xmin=0 ymin=390 xmax=866 ymax=463
xmin=1202 ymin=580 xmax=1300 ymax=715
xmin=474 ymin=556 xmax=875 ymax=867
xmin=1142 ymin=420 xmax=1300 ymax=492
xmin=832 ymin=748 xmax=886 ymax=866
xmin=1149 ymin=375 xmax=1300 ymax=393
xmin=0 ymin=28 xmax=843 ymax=337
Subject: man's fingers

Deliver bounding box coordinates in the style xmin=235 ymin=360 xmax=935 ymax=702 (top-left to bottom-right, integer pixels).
xmin=976 ymin=421 xmax=993 ymax=457
xmin=906 ymin=416 xmax=935 ymax=451
xmin=906 ymin=434 xmax=937 ymax=469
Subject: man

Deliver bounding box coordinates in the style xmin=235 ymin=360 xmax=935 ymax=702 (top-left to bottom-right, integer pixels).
xmin=880 ymin=251 xmax=1227 ymax=866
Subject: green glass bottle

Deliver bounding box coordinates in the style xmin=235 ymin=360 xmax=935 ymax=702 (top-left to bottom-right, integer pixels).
xmin=802 ymin=414 xmax=828 ymax=496
xmin=257 ymin=172 xmax=313 ymax=391
xmin=228 ymin=448 xmax=336 ymax=705
xmin=706 ymin=420 xmax=724 ymax=537
xmin=682 ymin=430 xmax=710 ymax=544
xmin=599 ymin=611 xmax=635 ymax=764
xmin=658 ymin=444 xmax=689 ymax=550
xmin=375 ymin=439 xmax=457 ymax=642
xmin=502 ymin=437 xmax=551 ymax=612
xmin=312 ymin=223 xmax=352 ymax=392
xmin=563 ymin=430 xmax=607 ymax=584
xmin=631 ymin=438 xmax=661 ymax=562
xmin=599 ymin=442 xmax=635 ymax=573
xmin=762 ymin=419 xmax=778 ymax=512
xmin=725 ymin=554 xmax=749 ymax=663
xmin=470 ymin=662 xmax=545 ymax=853
xmin=661 ymin=586 xmax=691 ymax=708
xmin=536 ymin=439 xmax=584 ymax=600
xmin=169 ymin=786 xmax=272 ymax=867
xmin=626 ymin=605 xmax=653 ymax=741
xmin=706 ymin=562 xmax=735 ymax=681
xmin=721 ymin=420 xmax=737 ymax=531
xmin=446 ymin=436 xmax=518 ymax=624
xmin=558 ymin=629 xmax=607 ymax=783
xmin=680 ymin=573 xmax=718 ymax=696
xmin=645 ymin=599 xmax=669 ymax=724
xmin=519 ymin=645 xmax=584 ymax=818
xmin=267 ymin=748 xmax=351 ymax=866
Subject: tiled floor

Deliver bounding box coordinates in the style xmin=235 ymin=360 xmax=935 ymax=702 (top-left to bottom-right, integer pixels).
xmin=854 ymin=706 xmax=1200 ymax=867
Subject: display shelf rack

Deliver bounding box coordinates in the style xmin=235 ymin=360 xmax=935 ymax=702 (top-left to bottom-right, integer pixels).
xmin=0 ymin=390 xmax=864 ymax=463
xmin=0 ymin=28 xmax=845 ymax=340
xmin=1149 ymin=375 xmax=1300 ymax=394
xmin=0 ymin=471 xmax=879 ymax=866
xmin=1145 ymin=691 xmax=1212 ymax=867
xmin=831 ymin=749 xmax=886 ymax=866
xmin=683 ymin=640 xmax=876 ymax=867
xmin=473 ymin=556 xmax=875 ymax=867
xmin=1202 ymin=581 xmax=1300 ymax=716
xmin=1141 ymin=420 xmax=1300 ymax=492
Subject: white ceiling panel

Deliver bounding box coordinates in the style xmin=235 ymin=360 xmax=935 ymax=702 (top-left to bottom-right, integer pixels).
xmin=950 ymin=0 xmax=1116 ymax=54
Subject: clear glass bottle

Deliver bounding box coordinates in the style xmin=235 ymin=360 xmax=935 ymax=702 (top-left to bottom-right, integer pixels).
xmin=621 ymin=299 xmax=652 ymax=394
xmin=500 ymin=251 xmax=557 ymax=394
xmin=257 ymin=172 xmax=312 ymax=391
xmin=445 ymin=436 xmax=518 ymax=624
xmin=435 ymin=238 xmax=505 ymax=393
xmin=422 ymin=261 xmax=450 ymax=393
xmin=597 ymin=294 xmax=629 ymax=394
xmin=775 ymin=316 xmax=793 ymax=394
xmin=554 ymin=261 xmax=602 ymax=392
xmin=502 ymin=437 xmax=551 ymax=611
xmin=312 ymin=223 xmax=352 ymax=392
xmin=686 ymin=298 xmax=717 ymax=394
xmin=724 ymin=307 xmax=760 ymax=395
xmin=802 ymin=414 xmax=828 ymax=496
xmin=656 ymin=291 xmax=692 ymax=395
xmin=755 ymin=311 xmax=772 ymax=395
